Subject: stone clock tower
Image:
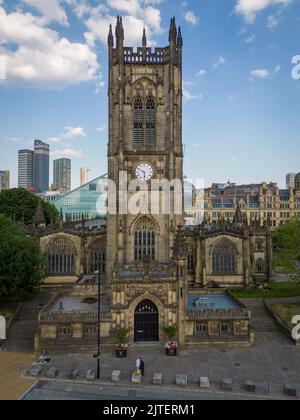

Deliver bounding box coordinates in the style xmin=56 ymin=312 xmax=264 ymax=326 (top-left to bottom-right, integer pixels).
xmin=106 ymin=17 xmax=184 ymax=342
xmin=107 ymin=17 xmax=184 ymax=275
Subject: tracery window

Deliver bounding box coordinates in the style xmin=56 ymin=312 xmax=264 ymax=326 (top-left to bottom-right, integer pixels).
xmin=133 ymin=98 xmax=143 ymax=145
xmin=47 ymin=238 xmax=76 ymax=275
xmin=90 ymin=240 xmax=106 ymax=274
xmin=146 ymin=98 xmax=156 ymax=145
xmin=212 ymin=240 xmax=237 ymax=274
xmin=134 ymin=217 xmax=155 ymax=261
xmin=133 ymin=97 xmax=156 ymax=146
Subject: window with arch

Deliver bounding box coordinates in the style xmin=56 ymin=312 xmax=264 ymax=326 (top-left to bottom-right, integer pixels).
xmin=134 ymin=217 xmax=156 ymax=261
xmin=146 ymin=98 xmax=156 ymax=145
xmin=255 ymin=258 xmax=265 ymax=273
xmin=133 ymin=97 xmax=156 ymax=146
xmin=89 ymin=240 xmax=106 ymax=274
xmin=212 ymin=240 xmax=237 ymax=274
xmin=47 ymin=238 xmax=76 ymax=275
xmin=133 ymin=98 xmax=143 ymax=145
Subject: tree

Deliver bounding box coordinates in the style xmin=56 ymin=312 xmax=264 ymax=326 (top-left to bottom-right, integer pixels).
xmin=0 ymin=214 xmax=46 ymax=296
xmin=0 ymin=188 xmax=59 ymax=225
xmin=273 ymin=218 xmax=300 ymax=274
xmin=163 ymin=325 xmax=177 ymax=341
xmin=116 ymin=328 xmax=128 ymax=344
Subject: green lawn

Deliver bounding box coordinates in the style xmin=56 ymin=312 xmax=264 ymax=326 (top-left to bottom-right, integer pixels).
xmin=230 ymin=282 xmax=300 ymax=299
xmin=270 ymin=303 xmax=300 ymax=329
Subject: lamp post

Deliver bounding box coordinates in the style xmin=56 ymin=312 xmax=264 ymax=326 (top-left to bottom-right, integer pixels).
xmin=95 ymin=270 xmax=101 ymax=379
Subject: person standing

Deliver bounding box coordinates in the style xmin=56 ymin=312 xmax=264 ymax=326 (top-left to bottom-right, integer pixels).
xmin=136 ymin=357 xmax=141 ymax=371
xmin=140 ymin=359 xmax=145 ymax=377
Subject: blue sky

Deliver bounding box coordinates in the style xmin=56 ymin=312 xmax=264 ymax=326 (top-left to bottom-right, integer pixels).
xmin=0 ymin=0 xmax=300 ymax=189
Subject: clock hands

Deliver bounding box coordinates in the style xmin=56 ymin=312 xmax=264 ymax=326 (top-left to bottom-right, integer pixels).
xmin=136 ymin=164 xmax=153 ymax=181
xmin=137 ymin=167 xmax=146 ymax=180
xmin=137 ymin=168 xmax=146 ymax=181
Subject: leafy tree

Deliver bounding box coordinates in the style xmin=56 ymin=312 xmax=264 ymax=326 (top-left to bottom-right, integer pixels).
xmin=116 ymin=328 xmax=128 ymax=343
xmin=163 ymin=325 xmax=177 ymax=340
xmin=273 ymin=218 xmax=300 ymax=274
xmin=0 ymin=188 xmax=59 ymax=225
xmin=0 ymin=214 xmax=46 ymax=296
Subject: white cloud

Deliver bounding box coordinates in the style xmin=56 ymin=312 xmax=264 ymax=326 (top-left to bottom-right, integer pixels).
xmin=250 ymin=68 xmax=270 ymax=79
xmin=82 ymin=0 xmax=163 ymax=47
xmin=267 ymin=14 xmax=279 ymax=30
xmin=213 ymin=56 xmax=226 ymax=69
xmin=184 ymin=11 xmax=199 ymax=25
xmin=196 ymin=69 xmax=207 ymax=77
xmin=22 ymin=0 xmax=69 ymax=26
xmin=47 ymin=126 xmax=87 ymax=144
xmin=234 ymin=0 xmax=293 ymax=24
xmin=51 ymin=148 xmax=86 ymax=158
xmin=245 ymin=34 xmax=256 ymax=43
xmin=183 ymin=81 xmax=203 ymax=102
xmin=274 ymin=64 xmax=281 ymax=74
xmin=0 ymin=6 xmax=99 ymax=89
xmin=63 ymin=126 xmax=87 ymax=139
xmin=97 ymin=125 xmax=106 ymax=132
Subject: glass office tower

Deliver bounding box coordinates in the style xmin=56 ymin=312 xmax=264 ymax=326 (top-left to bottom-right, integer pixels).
xmin=53 ymin=158 xmax=71 ymax=192
xmin=18 ymin=149 xmax=35 ymax=190
xmin=34 ymin=140 xmax=49 ymax=193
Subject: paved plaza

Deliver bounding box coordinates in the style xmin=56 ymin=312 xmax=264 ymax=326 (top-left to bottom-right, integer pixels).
xmin=23 ymin=325 xmax=300 ymax=399
xmin=1 ymin=293 xmax=299 ymax=400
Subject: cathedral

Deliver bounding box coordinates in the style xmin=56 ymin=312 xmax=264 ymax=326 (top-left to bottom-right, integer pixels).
xmin=33 ymin=18 xmax=273 ymax=353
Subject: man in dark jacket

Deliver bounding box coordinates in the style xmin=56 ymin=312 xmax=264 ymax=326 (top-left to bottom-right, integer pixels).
xmin=140 ymin=359 xmax=145 ymax=377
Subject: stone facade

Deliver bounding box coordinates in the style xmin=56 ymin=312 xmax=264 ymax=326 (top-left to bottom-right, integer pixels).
xmin=185 ymin=180 xmax=300 ymax=227
xmin=34 ymin=19 xmax=273 ymax=354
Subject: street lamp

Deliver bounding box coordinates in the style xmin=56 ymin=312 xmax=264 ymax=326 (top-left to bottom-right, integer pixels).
xmin=94 ymin=270 xmax=101 ymax=379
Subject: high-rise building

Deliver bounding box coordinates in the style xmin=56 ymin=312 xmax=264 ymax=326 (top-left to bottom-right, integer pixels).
xmin=53 ymin=158 xmax=71 ymax=192
xmin=18 ymin=149 xmax=35 ymax=190
xmin=0 ymin=170 xmax=10 ymax=191
xmin=286 ymin=173 xmax=296 ymax=189
xmin=80 ymin=167 xmax=88 ymax=186
xmin=34 ymin=140 xmax=49 ymax=194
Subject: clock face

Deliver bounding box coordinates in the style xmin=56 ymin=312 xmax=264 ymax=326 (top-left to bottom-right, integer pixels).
xmin=135 ymin=163 xmax=154 ymax=181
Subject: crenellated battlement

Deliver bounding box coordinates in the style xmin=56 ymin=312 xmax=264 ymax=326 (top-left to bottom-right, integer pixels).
xmin=122 ymin=46 xmax=170 ymax=64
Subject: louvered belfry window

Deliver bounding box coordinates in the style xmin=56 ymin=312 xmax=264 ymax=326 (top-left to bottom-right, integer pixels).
xmin=133 ymin=97 xmax=156 ymax=146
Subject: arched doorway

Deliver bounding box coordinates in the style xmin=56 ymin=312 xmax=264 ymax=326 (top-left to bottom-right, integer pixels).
xmin=134 ymin=300 xmax=159 ymax=342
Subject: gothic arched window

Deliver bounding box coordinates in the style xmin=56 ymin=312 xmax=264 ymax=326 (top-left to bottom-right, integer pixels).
xmin=212 ymin=240 xmax=237 ymax=274
xmin=255 ymin=258 xmax=265 ymax=273
xmin=133 ymin=97 xmax=156 ymax=146
xmin=90 ymin=240 xmax=106 ymax=274
xmin=47 ymin=238 xmax=76 ymax=275
xmin=146 ymin=98 xmax=156 ymax=145
xmin=134 ymin=217 xmax=156 ymax=261
xmin=133 ymin=98 xmax=143 ymax=145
